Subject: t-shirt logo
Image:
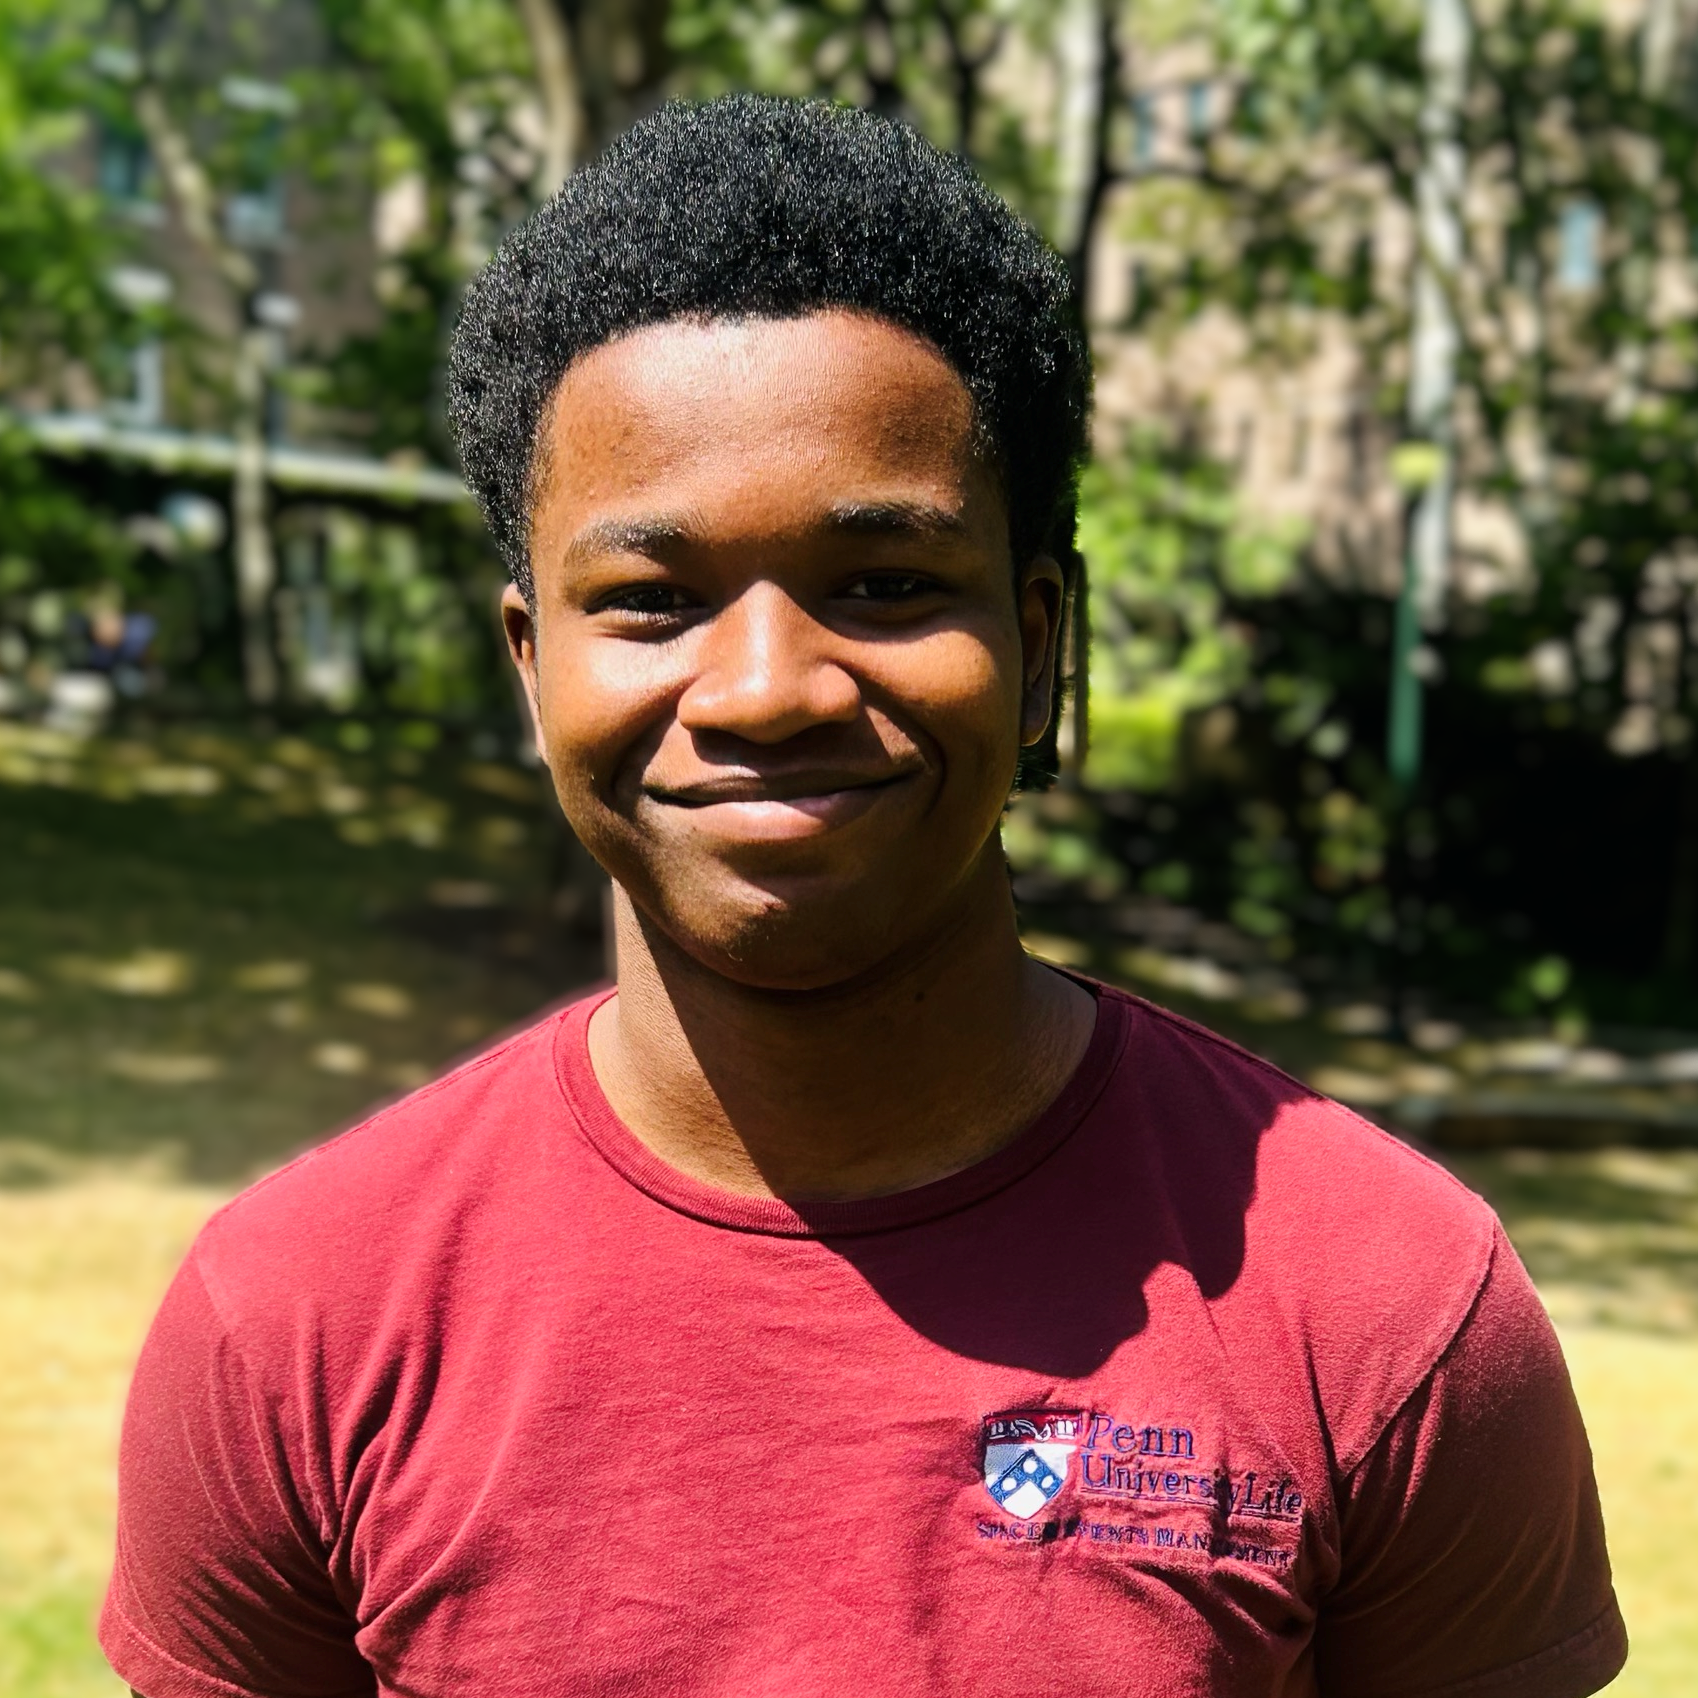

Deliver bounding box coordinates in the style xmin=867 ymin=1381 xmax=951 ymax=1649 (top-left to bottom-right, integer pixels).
xmin=981 ymin=1408 xmax=1083 ymax=1520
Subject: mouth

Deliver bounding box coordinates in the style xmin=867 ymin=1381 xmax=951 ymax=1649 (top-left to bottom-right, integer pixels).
xmin=641 ymin=771 xmax=917 ymax=841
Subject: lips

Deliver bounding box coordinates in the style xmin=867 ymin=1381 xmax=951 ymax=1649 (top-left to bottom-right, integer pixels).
xmin=646 ymin=772 xmax=903 ymax=806
xmin=640 ymin=770 xmax=916 ymax=843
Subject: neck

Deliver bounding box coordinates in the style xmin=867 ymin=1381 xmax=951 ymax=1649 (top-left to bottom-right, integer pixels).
xmin=587 ymin=850 xmax=1096 ymax=1201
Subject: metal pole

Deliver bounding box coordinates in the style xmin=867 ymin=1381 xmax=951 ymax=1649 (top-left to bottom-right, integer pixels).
xmin=1389 ymin=0 xmax=1469 ymax=794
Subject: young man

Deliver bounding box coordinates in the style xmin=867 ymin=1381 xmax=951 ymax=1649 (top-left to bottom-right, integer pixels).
xmin=103 ymin=97 xmax=1624 ymax=1698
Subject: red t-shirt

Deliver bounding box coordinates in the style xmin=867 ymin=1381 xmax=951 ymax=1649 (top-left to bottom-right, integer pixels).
xmin=103 ymin=984 xmax=1625 ymax=1698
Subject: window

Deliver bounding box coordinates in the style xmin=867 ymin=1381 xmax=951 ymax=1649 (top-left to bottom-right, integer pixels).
xmin=1346 ymin=410 xmax=1372 ymax=497
xmin=1131 ymin=94 xmax=1156 ymax=165
xmin=226 ymin=120 xmax=287 ymax=247
xmin=1347 ymin=234 xmax=1375 ymax=311
xmin=97 ymin=117 xmax=160 ymax=220
xmin=1235 ymin=415 xmax=1257 ymax=475
xmin=1124 ymin=259 xmax=1145 ymax=325
xmin=1557 ymin=200 xmax=1602 ymax=292
xmin=103 ymin=340 xmax=164 ymax=429
xmin=1287 ymin=414 xmax=1311 ymax=481
xmin=104 ymin=267 xmax=171 ymax=428
xmin=221 ymin=77 xmax=295 ymax=249
xmin=98 ymin=120 xmax=149 ymax=201
xmin=1186 ymin=81 xmax=1211 ymax=144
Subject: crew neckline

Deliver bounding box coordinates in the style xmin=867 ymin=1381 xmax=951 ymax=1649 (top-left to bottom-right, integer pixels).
xmin=551 ymin=982 xmax=1129 ymax=1237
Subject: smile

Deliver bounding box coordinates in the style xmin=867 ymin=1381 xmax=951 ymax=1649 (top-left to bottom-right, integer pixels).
xmin=642 ymin=774 xmax=912 ymax=841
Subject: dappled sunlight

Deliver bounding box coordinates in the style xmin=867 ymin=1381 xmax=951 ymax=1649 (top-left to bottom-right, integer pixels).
xmin=53 ymin=951 xmax=194 ymax=997
xmin=427 ymin=878 xmax=501 ymax=908
xmin=1453 ymin=1149 xmax=1698 ymax=1334
xmin=310 ymin=1041 xmax=370 ymax=1076
xmin=231 ymin=959 xmax=312 ymax=993
xmin=103 ymin=1051 xmax=224 ymax=1086
xmin=1 ymin=717 xmax=1691 ymax=1698
xmin=1016 ymin=888 xmax=1698 ymax=1146
xmin=0 ymin=724 xmax=541 ymax=870
xmin=0 ymin=723 xmax=601 ymax=1184
xmin=338 ymin=982 xmax=414 ymax=1018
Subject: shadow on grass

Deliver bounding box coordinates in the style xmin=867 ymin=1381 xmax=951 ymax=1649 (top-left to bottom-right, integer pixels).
xmin=0 ymin=728 xmax=601 ymax=1184
xmin=1444 ymin=1148 xmax=1698 ymax=1333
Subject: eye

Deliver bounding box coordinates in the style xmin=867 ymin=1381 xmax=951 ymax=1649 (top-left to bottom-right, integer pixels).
xmin=594 ymin=584 xmax=697 ymax=619
xmin=841 ymin=572 xmax=939 ymax=603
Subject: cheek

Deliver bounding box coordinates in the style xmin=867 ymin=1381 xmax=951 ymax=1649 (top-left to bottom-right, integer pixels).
xmin=880 ymin=624 xmax=1026 ymax=772
xmin=535 ymin=633 xmax=679 ymax=789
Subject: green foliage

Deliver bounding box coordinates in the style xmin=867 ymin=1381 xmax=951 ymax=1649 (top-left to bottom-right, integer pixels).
xmin=669 ymin=0 xmax=1053 ymax=223
xmin=317 ymin=509 xmax=502 ymax=715
xmin=0 ymin=430 xmax=136 ymax=592
xmin=1159 ymin=0 xmax=1698 ymax=765
xmin=0 ymin=1 xmax=155 ymax=634
xmin=307 ymin=1 xmax=542 ymax=457
xmin=0 ymin=0 xmax=120 ymax=366
xmin=1080 ymin=427 xmax=1303 ymax=790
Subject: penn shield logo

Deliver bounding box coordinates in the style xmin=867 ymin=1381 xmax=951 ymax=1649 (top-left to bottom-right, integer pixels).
xmin=981 ymin=1409 xmax=1083 ymax=1520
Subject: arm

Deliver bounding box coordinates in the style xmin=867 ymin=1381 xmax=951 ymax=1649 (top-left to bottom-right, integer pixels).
xmin=1315 ymin=1223 xmax=1626 ymax=1698
xmin=100 ymin=1252 xmax=374 ymax=1698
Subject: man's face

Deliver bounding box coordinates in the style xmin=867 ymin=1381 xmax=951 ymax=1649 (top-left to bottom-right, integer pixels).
xmin=505 ymin=309 xmax=1062 ymax=990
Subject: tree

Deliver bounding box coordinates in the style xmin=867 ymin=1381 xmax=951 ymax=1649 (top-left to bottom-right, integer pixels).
xmin=0 ymin=0 xmax=139 ymax=622
xmin=1042 ymin=0 xmax=1698 ymax=1002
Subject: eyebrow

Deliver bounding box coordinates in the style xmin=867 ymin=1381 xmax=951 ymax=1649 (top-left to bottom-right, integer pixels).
xmin=562 ymin=517 xmax=693 ymax=563
xmin=561 ymin=499 xmax=968 ymax=564
xmin=824 ymin=500 xmax=968 ymax=538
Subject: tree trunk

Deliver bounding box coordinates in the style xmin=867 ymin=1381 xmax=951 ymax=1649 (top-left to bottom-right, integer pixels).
xmin=1607 ymin=0 xmax=1682 ymax=417
xmin=516 ymin=0 xmax=585 ymax=198
xmin=572 ymin=0 xmax=673 ymax=153
xmin=233 ymin=328 xmax=279 ymax=706
xmin=125 ymin=10 xmax=281 ymax=706
xmin=1053 ymin=0 xmax=1120 ymax=309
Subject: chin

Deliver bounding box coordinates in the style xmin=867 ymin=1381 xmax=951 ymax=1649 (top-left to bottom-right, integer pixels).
xmin=646 ymin=877 xmax=917 ymax=994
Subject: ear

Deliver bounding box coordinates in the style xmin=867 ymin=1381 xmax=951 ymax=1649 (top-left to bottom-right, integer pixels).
xmin=1016 ymin=555 xmax=1067 ymax=747
xmin=499 ymin=581 xmax=550 ymax=766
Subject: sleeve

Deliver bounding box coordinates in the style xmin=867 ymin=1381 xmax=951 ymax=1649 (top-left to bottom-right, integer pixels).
xmin=100 ymin=1250 xmax=375 ymax=1698
xmin=1314 ymin=1221 xmax=1627 ymax=1698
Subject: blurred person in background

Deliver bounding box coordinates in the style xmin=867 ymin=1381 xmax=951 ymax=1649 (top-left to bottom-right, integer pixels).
xmin=81 ymin=588 xmax=159 ymax=700
xmin=101 ymin=96 xmax=1624 ymax=1698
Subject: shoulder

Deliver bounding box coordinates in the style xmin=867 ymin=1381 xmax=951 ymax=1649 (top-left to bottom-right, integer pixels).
xmin=1101 ymin=981 xmax=1493 ymax=1242
xmin=186 ymin=995 xmax=593 ymax=1330
xmin=1099 ymin=985 xmax=1501 ymax=1467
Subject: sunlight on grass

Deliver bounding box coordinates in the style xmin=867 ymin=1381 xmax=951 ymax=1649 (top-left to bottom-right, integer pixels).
xmin=231 ymin=960 xmax=312 ymax=993
xmin=102 ymin=1051 xmax=224 ymax=1086
xmin=0 ymin=1180 xmax=221 ymax=1698
xmin=339 ymin=982 xmax=415 ymax=1019
xmin=0 ymin=724 xmax=591 ymax=1182
xmin=1560 ymin=1327 xmax=1698 ymax=1697
xmin=1452 ymin=1149 xmax=1698 ymax=1333
xmin=53 ymin=952 xmax=194 ymax=998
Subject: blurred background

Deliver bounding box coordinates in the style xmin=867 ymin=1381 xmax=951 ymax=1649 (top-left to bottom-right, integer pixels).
xmin=1 ymin=0 xmax=1695 ymax=1690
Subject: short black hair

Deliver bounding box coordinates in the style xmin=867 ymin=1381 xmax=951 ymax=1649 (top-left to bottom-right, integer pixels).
xmin=446 ymin=94 xmax=1090 ymax=604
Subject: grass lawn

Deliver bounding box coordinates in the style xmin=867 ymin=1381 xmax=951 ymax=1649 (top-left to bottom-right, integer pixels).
xmin=0 ymin=720 xmax=601 ymax=1183
xmin=1 ymin=723 xmax=1693 ymax=1693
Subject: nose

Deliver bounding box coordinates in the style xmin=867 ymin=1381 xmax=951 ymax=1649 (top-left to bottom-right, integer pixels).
xmin=675 ymin=583 xmax=862 ymax=744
